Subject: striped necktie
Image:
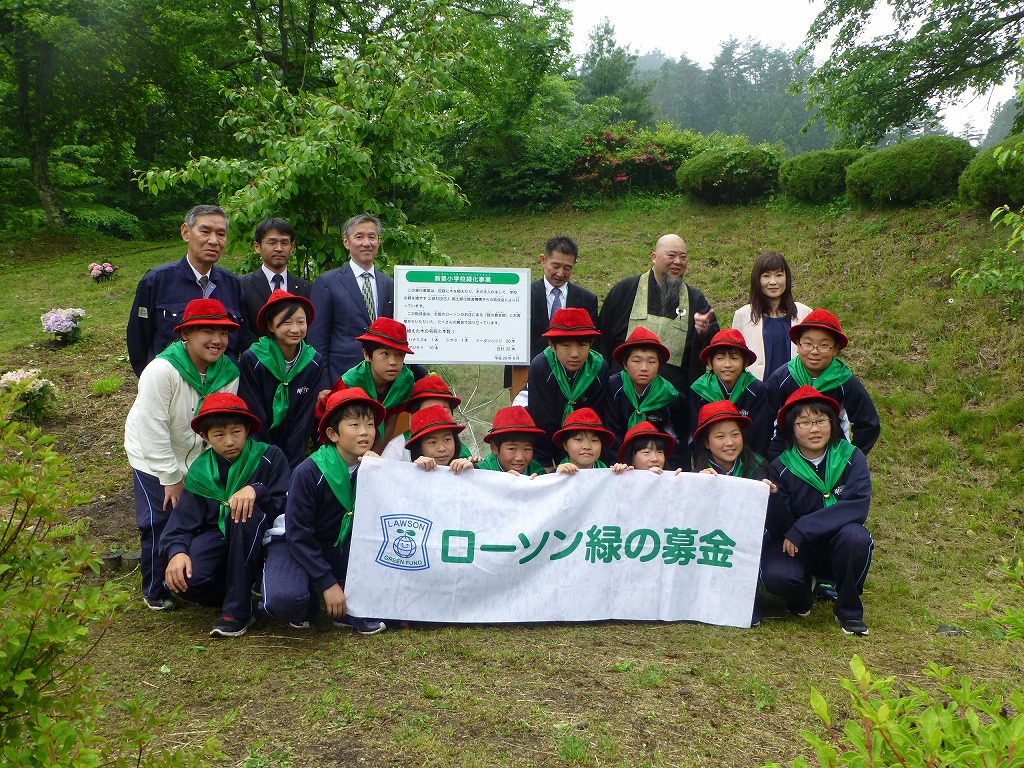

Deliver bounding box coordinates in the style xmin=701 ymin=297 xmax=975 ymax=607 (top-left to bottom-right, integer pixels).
xmin=361 ymin=272 xmax=376 ymax=322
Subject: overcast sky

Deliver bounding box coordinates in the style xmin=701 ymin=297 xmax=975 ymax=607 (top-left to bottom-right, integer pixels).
xmin=566 ymin=0 xmax=1016 ymax=138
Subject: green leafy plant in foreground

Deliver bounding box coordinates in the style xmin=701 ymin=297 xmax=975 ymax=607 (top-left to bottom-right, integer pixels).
xmin=760 ymin=655 xmax=1024 ymax=768
xmin=967 ymin=558 xmax=1024 ymax=640
xmin=0 ymin=391 xmax=220 ymax=766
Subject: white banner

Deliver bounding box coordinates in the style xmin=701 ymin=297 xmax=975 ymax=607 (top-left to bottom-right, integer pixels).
xmin=346 ymin=458 xmax=769 ymax=628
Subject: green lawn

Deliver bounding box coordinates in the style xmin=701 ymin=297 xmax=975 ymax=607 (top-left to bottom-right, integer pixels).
xmin=2 ymin=196 xmax=1022 ymax=767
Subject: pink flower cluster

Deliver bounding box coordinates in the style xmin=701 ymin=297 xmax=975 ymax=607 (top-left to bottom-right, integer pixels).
xmin=89 ymin=262 xmax=117 ymax=280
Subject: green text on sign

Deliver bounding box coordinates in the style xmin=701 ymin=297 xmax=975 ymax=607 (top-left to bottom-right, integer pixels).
xmin=406 ymin=270 xmax=521 ymax=285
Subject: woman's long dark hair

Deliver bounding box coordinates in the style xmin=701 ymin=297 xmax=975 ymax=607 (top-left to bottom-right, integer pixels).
xmin=748 ymin=251 xmax=798 ymax=323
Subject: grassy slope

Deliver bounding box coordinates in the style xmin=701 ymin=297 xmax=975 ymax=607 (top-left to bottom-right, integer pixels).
xmin=1 ymin=197 xmax=1022 ymax=767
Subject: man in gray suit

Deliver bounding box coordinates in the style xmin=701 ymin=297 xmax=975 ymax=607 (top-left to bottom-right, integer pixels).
xmin=238 ymin=218 xmax=313 ymax=349
xmin=306 ymin=214 xmax=395 ymax=383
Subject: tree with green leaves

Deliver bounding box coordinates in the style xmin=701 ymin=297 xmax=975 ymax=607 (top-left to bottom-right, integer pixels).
xmin=140 ymin=2 xmax=467 ymax=275
xmin=796 ymin=0 xmax=1024 ymax=147
xmin=576 ymin=19 xmax=655 ymax=126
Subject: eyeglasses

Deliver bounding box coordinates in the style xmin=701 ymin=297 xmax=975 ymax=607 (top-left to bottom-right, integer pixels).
xmin=794 ymin=418 xmax=830 ymax=430
xmin=798 ymin=341 xmax=835 ymax=353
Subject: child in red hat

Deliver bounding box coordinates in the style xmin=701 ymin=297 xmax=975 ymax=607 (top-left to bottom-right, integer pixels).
xmin=617 ymin=421 xmax=683 ymax=474
xmin=380 ymin=374 xmax=477 ymax=464
xmin=762 ymin=386 xmax=873 ymax=636
xmin=690 ymin=328 xmax=772 ymax=459
xmin=237 ymin=290 xmax=328 ymax=468
xmin=335 ymin=317 xmax=420 ymax=448
xmin=691 ymin=400 xmax=771 ymax=483
xmin=605 ymin=326 xmax=688 ymax=469
xmin=160 ymin=393 xmax=289 ymax=637
xmin=763 ymin=308 xmax=880 ymax=460
xmin=125 ymin=298 xmax=241 ymax=611
xmin=476 ymin=406 xmax=548 ymax=476
xmin=404 ymin=404 xmax=476 ymax=473
xmin=261 ymin=386 xmax=388 ymax=634
xmin=553 ymin=408 xmax=628 ymax=474
xmin=526 ymin=307 xmax=609 ymax=469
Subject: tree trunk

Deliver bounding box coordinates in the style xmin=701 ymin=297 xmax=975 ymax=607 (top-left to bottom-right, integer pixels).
xmin=29 ymin=143 xmax=68 ymax=228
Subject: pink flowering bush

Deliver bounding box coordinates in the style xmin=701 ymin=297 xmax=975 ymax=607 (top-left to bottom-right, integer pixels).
xmin=88 ymin=262 xmax=117 ymax=281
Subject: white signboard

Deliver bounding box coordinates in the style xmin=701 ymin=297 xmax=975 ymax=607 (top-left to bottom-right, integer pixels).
xmin=346 ymin=458 xmax=769 ymax=627
xmin=394 ymin=266 xmax=531 ymax=364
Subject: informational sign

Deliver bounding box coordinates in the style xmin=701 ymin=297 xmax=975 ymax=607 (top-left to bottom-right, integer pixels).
xmin=346 ymin=458 xmax=769 ymax=628
xmin=394 ymin=266 xmax=531 ymax=365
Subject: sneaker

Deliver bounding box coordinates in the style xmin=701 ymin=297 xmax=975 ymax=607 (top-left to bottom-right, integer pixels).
xmin=750 ymin=608 xmax=761 ymax=628
xmin=838 ymin=617 xmax=869 ymax=636
xmin=288 ymin=620 xmax=312 ymax=630
xmin=144 ymin=595 xmax=177 ymax=612
xmin=787 ymin=605 xmax=811 ymax=618
xmin=332 ymin=615 xmax=386 ymax=635
xmin=210 ymin=614 xmax=256 ymax=638
xmin=814 ymin=581 xmax=839 ymax=601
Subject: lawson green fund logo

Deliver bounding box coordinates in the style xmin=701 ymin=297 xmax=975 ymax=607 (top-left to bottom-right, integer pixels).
xmin=376 ymin=515 xmax=432 ymax=571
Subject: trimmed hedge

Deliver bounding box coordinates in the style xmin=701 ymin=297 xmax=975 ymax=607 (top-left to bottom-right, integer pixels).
xmin=959 ymin=133 xmax=1024 ymax=209
xmin=676 ymin=145 xmax=781 ymax=204
xmin=779 ymin=149 xmax=866 ymax=203
xmin=845 ymin=135 xmax=976 ymax=206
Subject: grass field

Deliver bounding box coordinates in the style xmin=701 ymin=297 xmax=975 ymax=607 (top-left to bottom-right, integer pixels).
xmin=1 ymin=195 xmax=1022 ymax=767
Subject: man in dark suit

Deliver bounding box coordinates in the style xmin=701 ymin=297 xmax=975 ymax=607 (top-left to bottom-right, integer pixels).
xmin=306 ymin=213 xmax=395 ymax=383
xmin=505 ymin=236 xmax=600 ymax=392
xmin=126 ymin=204 xmax=245 ymax=377
xmin=238 ymin=218 xmax=313 ymax=349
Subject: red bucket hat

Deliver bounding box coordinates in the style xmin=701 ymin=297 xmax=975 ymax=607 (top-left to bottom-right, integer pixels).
xmin=173 ymin=298 xmax=240 ymax=333
xmin=788 ymin=308 xmax=849 ymax=350
xmin=613 ymin=326 xmax=671 ymax=365
xmin=552 ymin=407 xmax=614 ymax=449
xmin=483 ymin=405 xmax=545 ymax=444
xmin=190 ymin=392 xmax=261 ymax=435
xmin=542 ymin=307 xmax=600 ymax=339
xmin=700 ymin=328 xmax=757 ymax=366
xmin=355 ymin=317 xmax=415 ymax=355
xmin=692 ymin=400 xmax=751 ymax=443
xmin=776 ymin=385 xmax=840 ymax=429
xmin=318 ymin=385 xmax=387 ymax=439
xmin=256 ymin=289 xmax=315 ymax=335
xmin=617 ymin=420 xmax=676 ymax=464
xmin=404 ymin=404 xmax=465 ymax=448
xmin=406 ymin=374 xmax=461 ymax=411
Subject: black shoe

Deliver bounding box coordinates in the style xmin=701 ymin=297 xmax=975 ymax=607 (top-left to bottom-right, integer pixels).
xmin=210 ymin=614 xmax=256 ymax=638
xmin=144 ymin=595 xmax=177 ymax=612
xmin=332 ymin=615 xmax=386 ymax=635
xmin=814 ymin=581 xmax=839 ymax=601
xmin=838 ymin=617 xmax=869 ymax=636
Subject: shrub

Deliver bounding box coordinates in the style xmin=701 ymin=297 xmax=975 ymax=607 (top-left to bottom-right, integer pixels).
xmin=779 ymin=149 xmax=866 ymax=204
xmin=0 ymin=390 xmax=220 ymax=766
xmin=759 ymin=655 xmax=1024 ymax=768
xmin=959 ymin=133 xmax=1024 ymax=209
xmin=845 ymin=135 xmax=976 ymax=206
xmin=676 ymin=145 xmax=782 ymax=204
xmin=572 ymin=124 xmax=748 ymax=199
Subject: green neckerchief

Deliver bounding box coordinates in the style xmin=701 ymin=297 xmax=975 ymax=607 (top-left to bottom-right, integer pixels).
xmin=778 ymin=440 xmax=856 ymax=507
xmin=157 ymin=340 xmax=239 ymax=415
xmin=558 ymin=457 xmax=608 ymax=469
xmin=183 ymin=439 xmax=268 ymax=537
xmin=342 ymin=360 xmax=415 ymax=438
xmin=308 ymin=444 xmax=356 ymax=548
xmin=543 ymin=346 xmax=604 ymax=422
xmin=787 ymin=356 xmax=853 ymax=393
xmin=709 ymin=457 xmax=744 ymax=477
xmin=476 ymin=454 xmax=547 ymax=474
xmin=249 ymin=337 xmax=317 ymax=430
xmin=620 ymin=374 xmax=679 ymax=429
xmin=690 ymin=370 xmax=757 ymax=406
xmin=403 ymin=430 xmax=473 ymax=459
